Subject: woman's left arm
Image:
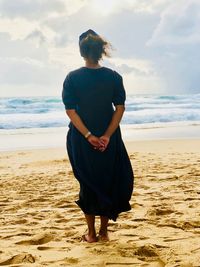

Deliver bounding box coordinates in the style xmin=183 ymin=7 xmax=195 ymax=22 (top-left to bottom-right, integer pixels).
xmin=98 ymin=105 xmax=125 ymax=152
xmin=103 ymin=105 xmax=125 ymax=138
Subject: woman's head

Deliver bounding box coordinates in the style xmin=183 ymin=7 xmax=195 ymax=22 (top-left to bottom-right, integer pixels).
xmin=79 ymin=29 xmax=112 ymax=64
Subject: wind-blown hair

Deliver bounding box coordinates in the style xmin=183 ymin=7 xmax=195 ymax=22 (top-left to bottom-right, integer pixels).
xmin=79 ymin=33 xmax=112 ymax=63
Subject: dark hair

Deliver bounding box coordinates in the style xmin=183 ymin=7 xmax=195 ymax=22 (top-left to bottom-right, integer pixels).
xmin=79 ymin=34 xmax=112 ymax=64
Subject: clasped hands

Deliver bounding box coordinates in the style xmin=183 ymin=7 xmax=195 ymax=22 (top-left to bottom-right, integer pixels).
xmin=87 ymin=135 xmax=110 ymax=152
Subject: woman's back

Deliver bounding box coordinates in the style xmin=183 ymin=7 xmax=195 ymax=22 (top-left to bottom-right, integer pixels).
xmin=63 ymin=66 xmax=125 ymax=135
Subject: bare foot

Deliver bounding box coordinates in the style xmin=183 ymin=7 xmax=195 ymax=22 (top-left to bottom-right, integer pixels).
xmin=82 ymin=234 xmax=98 ymax=243
xmin=98 ymin=230 xmax=109 ymax=241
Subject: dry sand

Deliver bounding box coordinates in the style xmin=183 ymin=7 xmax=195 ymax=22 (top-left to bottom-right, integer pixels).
xmin=0 ymin=139 xmax=200 ymax=267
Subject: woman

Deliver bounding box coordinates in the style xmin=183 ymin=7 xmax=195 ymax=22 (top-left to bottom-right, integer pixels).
xmin=62 ymin=29 xmax=134 ymax=243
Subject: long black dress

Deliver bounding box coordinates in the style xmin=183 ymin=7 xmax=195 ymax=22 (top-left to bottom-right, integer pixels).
xmin=62 ymin=66 xmax=134 ymax=221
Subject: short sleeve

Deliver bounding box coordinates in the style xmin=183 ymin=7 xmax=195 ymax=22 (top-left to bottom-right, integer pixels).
xmin=62 ymin=73 xmax=78 ymax=110
xmin=112 ymin=71 xmax=126 ymax=106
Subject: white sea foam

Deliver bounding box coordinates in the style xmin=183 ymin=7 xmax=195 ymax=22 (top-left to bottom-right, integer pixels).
xmin=0 ymin=94 xmax=200 ymax=129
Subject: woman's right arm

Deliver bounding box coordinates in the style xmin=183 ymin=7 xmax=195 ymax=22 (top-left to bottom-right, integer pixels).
xmin=66 ymin=109 xmax=103 ymax=149
xmin=62 ymin=74 xmax=103 ymax=149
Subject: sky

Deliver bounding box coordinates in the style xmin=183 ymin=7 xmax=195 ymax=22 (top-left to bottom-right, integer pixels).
xmin=0 ymin=0 xmax=200 ymax=97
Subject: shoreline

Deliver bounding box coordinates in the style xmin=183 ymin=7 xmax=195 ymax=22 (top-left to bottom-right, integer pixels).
xmin=0 ymin=138 xmax=200 ymax=155
xmin=1 ymin=124 xmax=200 ymax=152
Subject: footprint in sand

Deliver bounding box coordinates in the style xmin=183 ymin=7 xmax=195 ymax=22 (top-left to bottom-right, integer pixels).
xmin=185 ymin=197 xmax=200 ymax=201
xmin=16 ymin=233 xmax=53 ymax=245
xmin=181 ymin=221 xmax=200 ymax=230
xmin=132 ymin=217 xmax=148 ymax=222
xmin=63 ymin=257 xmax=79 ymax=264
xmin=147 ymin=206 xmax=175 ymax=216
xmin=131 ymin=202 xmax=144 ymax=209
xmin=55 ymin=218 xmax=70 ymax=223
xmin=58 ymin=171 xmax=67 ymax=175
xmin=157 ymin=219 xmax=200 ymax=230
xmin=117 ymin=244 xmax=165 ymax=266
xmin=37 ymin=246 xmax=71 ymax=252
xmin=54 ymin=200 xmax=74 ymax=208
xmin=67 ymin=170 xmax=74 ymax=176
xmin=3 ymin=232 xmax=32 ymax=239
xmin=37 ymin=246 xmax=53 ymax=250
xmin=26 ymin=197 xmax=49 ymax=203
xmin=63 ymin=230 xmax=77 ymax=238
xmin=13 ymin=218 xmax=28 ymax=224
xmin=0 ymin=253 xmax=35 ymax=265
xmin=137 ymin=244 xmax=158 ymax=257
xmin=163 ymin=236 xmax=191 ymax=242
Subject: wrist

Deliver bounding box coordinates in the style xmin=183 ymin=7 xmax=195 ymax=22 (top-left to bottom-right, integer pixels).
xmin=103 ymin=133 xmax=111 ymax=139
xmin=84 ymin=131 xmax=92 ymax=139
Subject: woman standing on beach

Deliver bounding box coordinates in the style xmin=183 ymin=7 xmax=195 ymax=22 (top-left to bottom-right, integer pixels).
xmin=62 ymin=29 xmax=134 ymax=243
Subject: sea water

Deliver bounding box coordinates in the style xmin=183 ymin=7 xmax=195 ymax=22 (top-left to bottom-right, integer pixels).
xmin=0 ymin=93 xmax=200 ymax=130
xmin=0 ymin=93 xmax=200 ymax=150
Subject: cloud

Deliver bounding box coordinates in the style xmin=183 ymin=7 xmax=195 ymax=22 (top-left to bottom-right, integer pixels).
xmin=25 ymin=30 xmax=46 ymax=46
xmin=146 ymin=0 xmax=200 ymax=93
xmin=42 ymin=4 xmax=162 ymax=93
xmin=0 ymin=0 xmax=199 ymax=96
xmin=0 ymin=57 xmax=63 ymax=85
xmin=115 ymin=64 xmax=149 ymax=75
xmin=44 ymin=3 xmax=160 ymax=56
xmin=101 ymin=57 xmax=161 ymax=94
xmin=43 ymin=4 xmax=102 ymax=47
xmin=0 ymin=32 xmax=48 ymax=61
xmin=0 ymin=2 xmax=163 ymax=95
xmin=0 ymin=32 xmax=65 ymax=96
xmin=104 ymin=59 xmax=155 ymax=76
xmin=0 ymin=0 xmax=66 ymax=19
xmin=147 ymin=0 xmax=200 ymax=46
xmin=124 ymin=0 xmax=175 ymax=13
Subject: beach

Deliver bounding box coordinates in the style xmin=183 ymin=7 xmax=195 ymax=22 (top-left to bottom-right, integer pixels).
xmin=0 ymin=137 xmax=200 ymax=267
xmin=1 ymin=0 xmax=200 ymax=264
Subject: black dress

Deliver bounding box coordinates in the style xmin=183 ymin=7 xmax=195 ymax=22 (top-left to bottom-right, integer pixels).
xmin=62 ymin=66 xmax=134 ymax=221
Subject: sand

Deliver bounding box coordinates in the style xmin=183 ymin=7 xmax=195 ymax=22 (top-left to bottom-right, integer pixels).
xmin=0 ymin=139 xmax=200 ymax=267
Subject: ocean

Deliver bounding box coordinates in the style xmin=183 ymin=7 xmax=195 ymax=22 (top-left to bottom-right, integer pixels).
xmin=0 ymin=93 xmax=200 ymax=130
